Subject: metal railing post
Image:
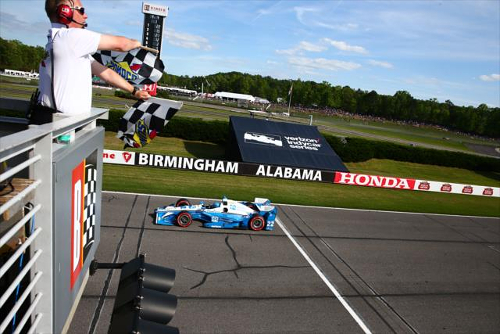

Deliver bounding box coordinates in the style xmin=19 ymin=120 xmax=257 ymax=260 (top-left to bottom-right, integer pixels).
xmin=31 ymin=132 xmax=53 ymax=333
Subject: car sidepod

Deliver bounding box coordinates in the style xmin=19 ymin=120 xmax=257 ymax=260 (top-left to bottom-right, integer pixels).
xmin=200 ymin=211 xmax=247 ymax=229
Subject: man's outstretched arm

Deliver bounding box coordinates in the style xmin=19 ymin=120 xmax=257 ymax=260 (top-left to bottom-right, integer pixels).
xmin=98 ymin=35 xmax=142 ymax=52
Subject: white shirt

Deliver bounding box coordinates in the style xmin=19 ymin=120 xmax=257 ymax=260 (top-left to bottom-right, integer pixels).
xmin=38 ymin=23 xmax=101 ymax=115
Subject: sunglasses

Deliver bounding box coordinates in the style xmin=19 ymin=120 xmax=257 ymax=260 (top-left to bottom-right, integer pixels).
xmin=72 ymin=6 xmax=85 ymax=15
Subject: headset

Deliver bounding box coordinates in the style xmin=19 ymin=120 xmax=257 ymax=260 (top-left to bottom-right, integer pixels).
xmin=56 ymin=0 xmax=87 ymax=27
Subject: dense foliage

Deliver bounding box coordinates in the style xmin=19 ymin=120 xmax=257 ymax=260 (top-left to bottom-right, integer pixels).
xmin=0 ymin=38 xmax=45 ymax=72
xmin=1 ymin=38 xmax=498 ymax=137
xmin=100 ymin=110 xmax=500 ymax=172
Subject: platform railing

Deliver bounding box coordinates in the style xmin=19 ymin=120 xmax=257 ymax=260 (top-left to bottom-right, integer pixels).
xmin=0 ymin=98 xmax=108 ymax=333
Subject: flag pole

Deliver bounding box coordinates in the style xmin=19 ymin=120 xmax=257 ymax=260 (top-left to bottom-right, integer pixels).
xmin=140 ymin=45 xmax=159 ymax=54
xmin=287 ymin=83 xmax=293 ymax=116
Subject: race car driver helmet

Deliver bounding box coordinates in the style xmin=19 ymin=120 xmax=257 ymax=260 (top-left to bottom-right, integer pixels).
xmin=213 ymin=202 xmax=221 ymax=208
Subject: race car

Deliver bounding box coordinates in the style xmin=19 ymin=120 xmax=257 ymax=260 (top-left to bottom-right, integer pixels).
xmin=154 ymin=197 xmax=278 ymax=231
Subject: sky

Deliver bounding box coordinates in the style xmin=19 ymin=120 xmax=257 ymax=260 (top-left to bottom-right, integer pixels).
xmin=0 ymin=0 xmax=499 ymax=107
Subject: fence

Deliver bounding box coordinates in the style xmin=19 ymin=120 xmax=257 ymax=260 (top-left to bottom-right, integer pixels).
xmin=0 ymin=98 xmax=107 ymax=333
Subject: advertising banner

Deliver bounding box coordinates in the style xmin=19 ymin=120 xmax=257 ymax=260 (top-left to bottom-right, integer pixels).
xmin=102 ymin=150 xmax=499 ymax=197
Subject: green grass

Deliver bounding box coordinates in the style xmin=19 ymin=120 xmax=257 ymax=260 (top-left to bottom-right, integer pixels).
xmin=103 ymin=133 xmax=500 ymax=217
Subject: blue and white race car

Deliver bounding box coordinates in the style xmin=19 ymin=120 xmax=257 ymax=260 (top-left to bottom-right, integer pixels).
xmin=154 ymin=197 xmax=278 ymax=231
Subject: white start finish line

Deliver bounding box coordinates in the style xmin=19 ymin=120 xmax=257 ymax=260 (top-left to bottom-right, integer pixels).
xmin=275 ymin=217 xmax=372 ymax=334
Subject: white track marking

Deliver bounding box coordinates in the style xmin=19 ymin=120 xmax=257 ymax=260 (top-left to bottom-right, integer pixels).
xmin=275 ymin=217 xmax=372 ymax=334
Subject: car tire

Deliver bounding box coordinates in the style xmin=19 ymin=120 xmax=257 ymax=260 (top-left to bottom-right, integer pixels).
xmin=177 ymin=211 xmax=192 ymax=228
xmin=249 ymin=215 xmax=265 ymax=231
xmin=176 ymin=198 xmax=191 ymax=207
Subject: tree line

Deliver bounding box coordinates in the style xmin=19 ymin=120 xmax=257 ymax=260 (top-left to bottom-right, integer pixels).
xmin=0 ymin=38 xmax=45 ymax=72
xmin=1 ymin=38 xmax=498 ymax=137
xmin=161 ymin=72 xmax=499 ymax=138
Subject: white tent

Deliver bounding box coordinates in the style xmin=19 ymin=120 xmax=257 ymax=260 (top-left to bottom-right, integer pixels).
xmin=214 ymin=92 xmax=255 ymax=102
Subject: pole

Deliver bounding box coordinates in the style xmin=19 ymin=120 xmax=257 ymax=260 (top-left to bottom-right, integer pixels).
xmin=287 ymin=83 xmax=293 ymax=116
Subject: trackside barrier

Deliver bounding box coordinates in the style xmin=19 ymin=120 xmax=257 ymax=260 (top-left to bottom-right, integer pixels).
xmin=0 ymin=97 xmax=108 ymax=334
xmin=103 ymin=149 xmax=500 ymax=198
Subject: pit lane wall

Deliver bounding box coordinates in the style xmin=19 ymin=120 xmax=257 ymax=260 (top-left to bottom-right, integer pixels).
xmin=103 ymin=149 xmax=500 ymax=198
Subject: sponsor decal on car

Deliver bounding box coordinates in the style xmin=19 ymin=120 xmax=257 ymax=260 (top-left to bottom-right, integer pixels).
xmin=334 ymin=172 xmax=416 ymax=190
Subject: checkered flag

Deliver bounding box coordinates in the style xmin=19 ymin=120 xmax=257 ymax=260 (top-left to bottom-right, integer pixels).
xmin=92 ymin=48 xmax=164 ymax=85
xmin=118 ymin=97 xmax=183 ymax=148
xmin=83 ymin=164 xmax=97 ymax=261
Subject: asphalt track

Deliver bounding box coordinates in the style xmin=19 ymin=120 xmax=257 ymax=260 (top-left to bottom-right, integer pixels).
xmin=70 ymin=192 xmax=500 ymax=334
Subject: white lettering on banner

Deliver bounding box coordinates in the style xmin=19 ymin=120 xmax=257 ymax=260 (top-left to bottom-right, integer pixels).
xmin=194 ymin=159 xmax=204 ymax=170
xmin=334 ymin=172 xmax=415 ymax=189
xmin=136 ymin=153 xmax=239 ymax=174
xmin=183 ymin=158 xmax=193 ymax=170
xmin=256 ymin=165 xmax=322 ymax=181
xmin=284 ymin=136 xmax=322 ymax=151
xmin=205 ymin=160 xmax=215 ymax=171
xmin=164 ymin=155 xmax=177 ymax=168
xmin=138 ymin=153 xmax=148 ymax=165
xmin=154 ymin=154 xmax=163 ymax=167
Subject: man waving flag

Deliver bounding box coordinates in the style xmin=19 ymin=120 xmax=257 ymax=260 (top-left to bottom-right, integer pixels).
xmin=92 ymin=48 xmax=164 ymax=86
xmin=118 ymin=97 xmax=183 ymax=148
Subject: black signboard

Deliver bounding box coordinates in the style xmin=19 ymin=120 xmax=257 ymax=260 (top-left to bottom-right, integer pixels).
xmin=142 ymin=14 xmax=164 ymax=54
xmin=228 ymin=116 xmax=349 ymax=172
